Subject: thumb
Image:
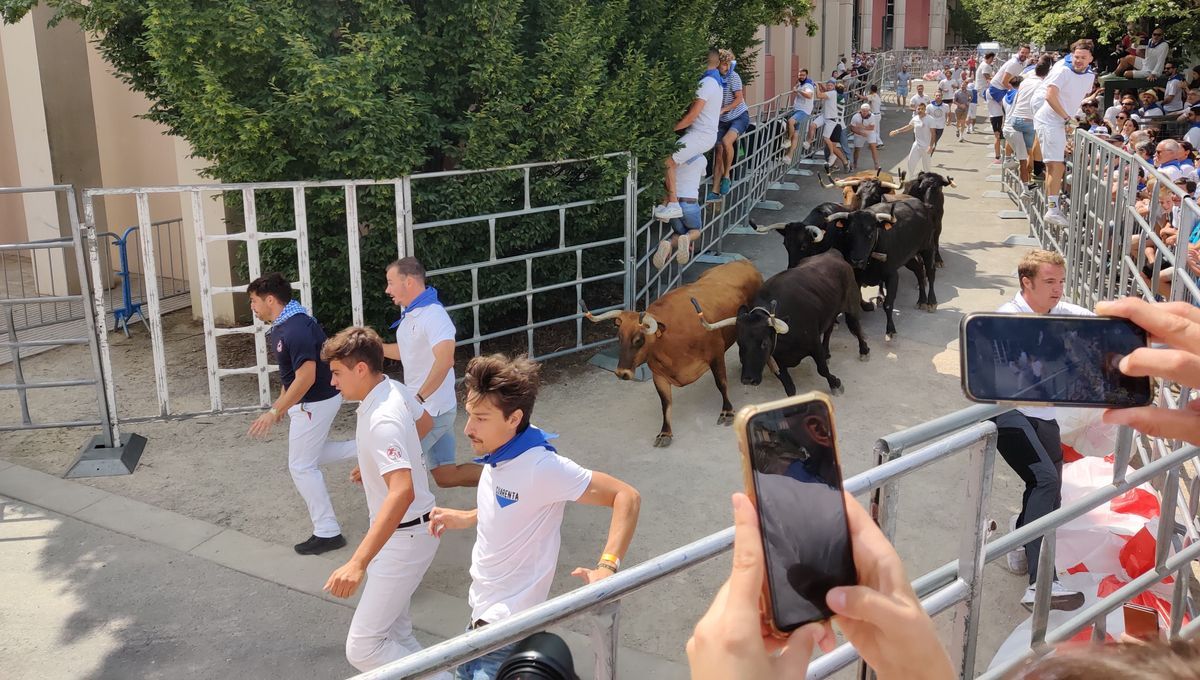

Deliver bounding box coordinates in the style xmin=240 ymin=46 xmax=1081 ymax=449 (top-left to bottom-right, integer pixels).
xmin=826 ymin=585 xmax=906 ymax=625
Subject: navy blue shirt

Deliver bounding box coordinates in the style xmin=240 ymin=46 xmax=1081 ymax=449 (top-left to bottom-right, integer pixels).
xmin=270 ymin=314 xmax=338 ymax=403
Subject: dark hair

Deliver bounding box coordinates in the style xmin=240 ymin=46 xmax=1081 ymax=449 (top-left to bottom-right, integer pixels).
xmin=246 ymin=272 xmax=293 ymax=304
xmin=985 ymin=52 xmax=996 ymax=59
xmin=1035 ymin=55 xmax=1054 ymax=77
xmin=387 ymin=256 xmax=426 ymax=281
xmin=1008 ymin=638 xmax=1200 ymax=679
xmin=1008 ymin=76 xmax=1023 ymax=89
xmin=321 ymin=326 xmax=385 ymax=374
xmin=1070 ymin=39 xmax=1094 ymax=53
xmin=464 ymin=353 xmax=541 ymax=432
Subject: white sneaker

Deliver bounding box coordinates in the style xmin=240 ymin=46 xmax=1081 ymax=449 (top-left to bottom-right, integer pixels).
xmin=653 ymin=202 xmax=683 ymax=221
xmin=1044 ymin=207 xmax=1069 ymax=227
xmin=651 ymin=240 xmax=673 ymax=269
xmin=1003 ymin=159 xmax=1019 ymax=169
xmin=1004 ymin=515 xmax=1028 ymax=575
xmin=802 ymin=139 xmax=812 ymax=150
xmin=1020 ymin=582 xmax=1085 ymax=612
xmin=781 ymin=139 xmax=792 ymax=150
xmin=675 ymin=232 xmax=694 ymax=265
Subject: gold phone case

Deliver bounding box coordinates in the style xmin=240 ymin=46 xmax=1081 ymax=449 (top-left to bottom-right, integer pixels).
xmin=733 ymin=390 xmax=840 ymax=639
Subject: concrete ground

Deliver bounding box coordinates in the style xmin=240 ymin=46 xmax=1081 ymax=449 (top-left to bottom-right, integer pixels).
xmin=1 ymin=101 xmax=1042 ymax=678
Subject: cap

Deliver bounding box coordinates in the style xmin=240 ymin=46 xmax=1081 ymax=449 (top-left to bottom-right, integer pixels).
xmin=860 ymin=103 xmax=871 ymax=110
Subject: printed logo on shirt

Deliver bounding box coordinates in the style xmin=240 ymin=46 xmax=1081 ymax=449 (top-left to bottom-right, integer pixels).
xmin=276 ymin=340 xmax=283 ymax=353
xmin=495 ymin=486 xmax=519 ymax=508
xmin=386 ymin=446 xmax=404 ymax=462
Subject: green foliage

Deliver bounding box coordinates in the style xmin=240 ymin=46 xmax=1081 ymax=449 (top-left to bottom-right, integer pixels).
xmin=961 ymin=0 xmax=1200 ymax=50
xmin=5 ymin=0 xmax=812 ymax=338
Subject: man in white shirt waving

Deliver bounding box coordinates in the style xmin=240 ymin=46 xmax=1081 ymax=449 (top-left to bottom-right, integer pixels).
xmin=988 ymin=250 xmax=1088 ymax=612
xmin=1033 ymin=40 xmax=1095 ymax=228
xmin=430 ymin=354 xmax=641 ymax=680
xmin=321 ymin=327 xmax=448 ymax=676
xmin=385 ymin=257 xmax=482 ymax=488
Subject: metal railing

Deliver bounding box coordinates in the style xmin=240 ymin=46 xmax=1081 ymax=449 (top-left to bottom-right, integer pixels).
xmin=96 ymin=218 xmax=191 ymax=337
xmin=0 ymin=185 xmax=117 ymax=444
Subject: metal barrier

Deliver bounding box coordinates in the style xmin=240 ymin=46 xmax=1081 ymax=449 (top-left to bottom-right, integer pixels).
xmin=97 ymin=218 xmax=191 ymax=337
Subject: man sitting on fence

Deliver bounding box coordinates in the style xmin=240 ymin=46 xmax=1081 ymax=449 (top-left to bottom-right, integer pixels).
xmin=709 ymin=49 xmax=750 ymax=201
xmin=246 ymin=272 xmax=358 ymax=556
xmin=992 ymin=249 xmax=1087 ymax=612
xmin=653 ymin=48 xmax=723 ymax=222
xmin=785 ymin=68 xmax=817 ymax=160
xmin=428 ymin=353 xmax=640 ymax=680
xmin=652 ymin=152 xmax=706 ymax=269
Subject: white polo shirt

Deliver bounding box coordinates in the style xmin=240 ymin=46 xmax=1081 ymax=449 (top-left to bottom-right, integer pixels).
xmin=990 ymin=55 xmax=1027 ymax=90
xmin=1011 ymin=75 xmax=1044 ymax=120
xmin=468 ymin=445 xmax=592 ymax=623
xmin=355 ymin=377 xmax=435 ymax=524
xmin=396 ymin=302 xmax=457 ymax=417
xmin=793 ymin=81 xmax=816 ymax=114
xmin=1164 ymin=78 xmax=1185 ymax=113
xmin=908 ymin=92 xmax=930 ymax=110
xmin=996 ymin=292 xmax=1094 ymax=421
xmin=1033 ymin=64 xmax=1095 ymax=128
xmin=976 ymin=61 xmax=996 ymax=91
xmin=690 ymin=76 xmax=725 ymax=141
xmin=939 ymin=78 xmax=955 ymax=101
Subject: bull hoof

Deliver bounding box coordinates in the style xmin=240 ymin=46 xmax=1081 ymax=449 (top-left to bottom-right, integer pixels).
xmin=653 ymin=433 xmax=673 ymax=448
xmin=885 ymin=332 xmax=895 ymax=342
xmin=936 ymin=260 xmax=945 ymax=269
xmin=915 ymin=302 xmax=925 ymax=311
xmin=860 ymin=301 xmax=876 ymax=312
xmin=926 ymin=304 xmax=938 ymax=313
xmin=874 ymin=296 xmax=885 ymax=307
xmin=717 ymin=411 xmax=735 ymax=426
xmin=831 ymin=383 xmax=845 ymax=396
xmin=859 ymin=352 xmax=870 ymax=362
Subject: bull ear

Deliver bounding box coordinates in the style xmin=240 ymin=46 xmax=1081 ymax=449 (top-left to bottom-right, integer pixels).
xmin=613 ymin=317 xmax=622 ymax=326
xmin=654 ymin=321 xmax=667 ymax=338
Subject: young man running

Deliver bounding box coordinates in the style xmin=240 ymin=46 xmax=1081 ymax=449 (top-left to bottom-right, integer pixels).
xmin=429 ymin=354 xmax=640 ymax=680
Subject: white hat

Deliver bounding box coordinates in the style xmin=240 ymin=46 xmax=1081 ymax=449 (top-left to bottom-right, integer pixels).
xmin=860 ymin=103 xmax=871 ymax=110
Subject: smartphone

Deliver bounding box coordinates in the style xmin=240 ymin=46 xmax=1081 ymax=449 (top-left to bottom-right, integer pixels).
xmin=734 ymin=392 xmax=857 ymax=636
xmin=960 ymin=313 xmax=1153 ymax=408
xmin=1123 ymin=602 xmax=1160 ymax=641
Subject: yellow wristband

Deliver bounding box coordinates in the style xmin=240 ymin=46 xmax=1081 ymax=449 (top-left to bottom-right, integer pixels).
xmin=600 ymin=553 xmax=621 ymax=569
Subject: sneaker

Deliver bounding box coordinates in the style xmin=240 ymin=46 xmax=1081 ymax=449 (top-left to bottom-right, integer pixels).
xmin=1004 ymin=515 xmax=1028 ymax=575
xmin=989 ymin=158 xmax=1002 ymax=166
xmin=803 ymin=139 xmax=812 ymax=150
xmin=1003 ymin=159 xmax=1019 ymax=169
xmin=1020 ymin=582 xmax=1085 ymax=612
xmin=1044 ymin=207 xmax=1069 ymax=227
xmin=706 ymin=191 xmax=722 ymax=201
xmin=877 ymin=142 xmax=886 ymax=149
xmin=653 ymin=202 xmax=683 ymax=221
xmin=719 ymin=178 xmax=731 ymax=195
xmin=675 ymin=232 xmax=693 ymax=265
xmin=651 ymin=240 xmax=673 ymax=269
xmin=294 ymin=534 xmax=347 ymax=555
xmin=781 ymin=139 xmax=792 ymax=150
xmin=782 ymin=154 xmax=794 ymax=164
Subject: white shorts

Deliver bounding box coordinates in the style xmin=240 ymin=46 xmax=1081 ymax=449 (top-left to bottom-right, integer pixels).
xmin=1131 ymin=69 xmax=1155 ymax=79
xmin=853 ymin=133 xmax=872 ymax=148
xmin=967 ymin=103 xmax=977 ymax=119
xmin=1035 ymin=123 xmax=1066 ymax=163
xmin=675 ymin=153 xmax=707 ymax=201
xmin=1004 ymin=126 xmax=1028 ymax=161
xmin=823 ymin=118 xmax=840 ymax=138
xmin=672 ymin=130 xmax=716 ymax=165
xmin=986 ymin=94 xmax=1005 ymax=118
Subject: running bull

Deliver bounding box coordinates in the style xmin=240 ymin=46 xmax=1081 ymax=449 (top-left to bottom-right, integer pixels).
xmin=582 ymin=260 xmax=762 ymax=447
xmin=692 ymin=251 xmax=869 ymax=396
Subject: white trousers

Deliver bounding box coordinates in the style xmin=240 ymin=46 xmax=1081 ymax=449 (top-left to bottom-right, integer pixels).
xmin=346 ymin=529 xmax=448 ymax=677
xmin=905 ymin=142 xmax=932 ymax=178
xmin=287 ymin=394 xmax=357 ymax=537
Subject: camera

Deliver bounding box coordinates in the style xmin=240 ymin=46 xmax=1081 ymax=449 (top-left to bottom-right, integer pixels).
xmin=497 ymin=632 xmax=579 ymax=680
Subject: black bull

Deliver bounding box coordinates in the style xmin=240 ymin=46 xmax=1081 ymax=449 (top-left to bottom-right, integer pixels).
xmin=693 ymin=251 xmax=870 ymax=396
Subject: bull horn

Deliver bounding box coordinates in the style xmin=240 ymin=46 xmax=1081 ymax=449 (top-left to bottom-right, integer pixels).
xmin=818 ymin=172 xmax=836 ymax=189
xmin=639 ymin=311 xmax=659 ymax=335
xmin=755 ymin=222 xmax=788 ymax=233
xmin=691 ymin=297 xmax=737 ymax=331
xmin=805 ymin=225 xmax=824 ymax=243
xmin=947 ymin=177 xmax=957 ymax=187
xmin=880 ymin=180 xmax=901 ymax=190
xmin=825 ymin=211 xmax=851 ymax=223
xmin=874 ymin=212 xmax=895 ymax=223
xmin=770 ymin=317 xmax=791 ymax=334
xmin=834 ymin=178 xmax=863 ymax=187
xmin=580 ymin=300 xmax=623 ymax=323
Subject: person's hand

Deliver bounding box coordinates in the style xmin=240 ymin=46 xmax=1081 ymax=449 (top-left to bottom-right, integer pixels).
xmin=428 ymin=507 xmax=471 ymax=538
xmin=571 ymin=566 xmax=614 ymax=585
xmin=825 ymin=492 xmax=955 ymax=680
xmin=1098 ymin=297 xmax=1200 ymax=443
xmin=687 ymin=493 xmax=834 ymax=680
xmin=247 ymin=409 xmax=280 ymax=438
xmin=889 ymin=130 xmax=897 ymax=137
xmin=324 ymin=560 xmax=366 ymax=599
xmin=350 ymin=466 xmax=362 ymax=484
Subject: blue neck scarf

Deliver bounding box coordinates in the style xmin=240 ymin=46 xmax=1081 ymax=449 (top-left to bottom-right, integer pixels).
xmin=473 ymin=425 xmax=558 ymax=467
xmin=271 ymin=299 xmax=308 ymax=329
xmin=703 ymin=69 xmax=725 ymax=88
xmin=389 ymin=286 xmax=442 ymax=329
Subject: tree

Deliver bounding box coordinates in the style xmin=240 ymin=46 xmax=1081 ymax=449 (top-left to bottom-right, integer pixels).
xmin=962 ymin=0 xmax=1200 ymax=51
xmin=3 ymin=0 xmax=813 ymax=337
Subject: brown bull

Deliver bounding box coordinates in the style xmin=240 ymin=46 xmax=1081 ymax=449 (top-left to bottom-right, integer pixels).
xmin=819 ymin=168 xmax=902 ymax=208
xmin=583 ymin=260 xmax=762 ymax=448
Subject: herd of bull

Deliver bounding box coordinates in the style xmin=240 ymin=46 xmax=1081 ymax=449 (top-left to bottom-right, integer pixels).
xmin=581 ymin=170 xmax=955 ymax=447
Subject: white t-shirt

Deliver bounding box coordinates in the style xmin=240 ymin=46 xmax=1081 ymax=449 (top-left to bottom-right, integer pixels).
xmin=926 ymin=102 xmax=947 ymax=129
xmin=1163 ymin=79 xmax=1185 ymax=113
xmin=1185 ymin=126 xmax=1200 ymax=152
xmin=911 ymin=114 xmax=932 ymax=146
xmin=867 ymin=93 xmax=882 ymax=115
xmin=1033 ymin=64 xmax=1095 ymax=127
xmin=850 ymin=111 xmax=876 ymax=137
xmin=1138 ymin=40 xmax=1169 ymax=77
xmin=822 ymin=89 xmax=842 ymax=123
xmin=1011 ymin=75 xmax=1045 ymax=120
xmin=990 ymin=55 xmax=1026 ymax=90
xmin=908 ymin=93 xmax=930 ymax=109
xmin=396 ymin=302 xmax=458 ymax=417
xmin=675 ymin=153 xmax=706 ymax=200
xmin=690 ymin=76 xmax=725 ymax=140
xmin=356 ymin=378 xmax=435 ymax=524
xmin=939 ymin=78 xmax=955 ymax=101
xmin=469 ymin=445 xmax=592 ymax=623
xmin=996 ymin=292 xmax=1094 ymax=420
xmin=976 ymin=61 xmax=996 ymax=90
xmin=1102 ymin=104 xmax=1122 ymax=127
xmin=793 ymin=81 xmax=816 ymax=114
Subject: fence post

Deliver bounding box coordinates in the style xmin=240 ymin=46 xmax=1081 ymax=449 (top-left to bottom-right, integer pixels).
xmin=590 ymin=600 xmax=620 ymax=680
xmin=951 ymin=427 xmax=997 ymax=677
xmin=624 ymin=154 xmax=637 ymax=310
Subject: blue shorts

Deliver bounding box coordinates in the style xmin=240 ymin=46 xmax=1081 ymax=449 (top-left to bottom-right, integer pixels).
xmin=790 ymin=110 xmax=811 ymax=127
xmin=670 ymin=201 xmax=703 ymax=236
xmin=421 ymin=409 xmax=457 ymax=469
xmin=717 ymin=110 xmax=750 ymax=140
xmin=897 ymin=86 xmax=909 ymax=98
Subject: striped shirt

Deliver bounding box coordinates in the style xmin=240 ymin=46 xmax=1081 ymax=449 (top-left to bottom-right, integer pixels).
xmin=720 ymin=70 xmax=749 ymax=122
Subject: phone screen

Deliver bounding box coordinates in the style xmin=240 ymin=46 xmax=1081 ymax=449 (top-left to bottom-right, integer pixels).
xmin=747 ymin=399 xmax=856 ymax=632
xmin=962 ymin=314 xmax=1152 ymax=407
